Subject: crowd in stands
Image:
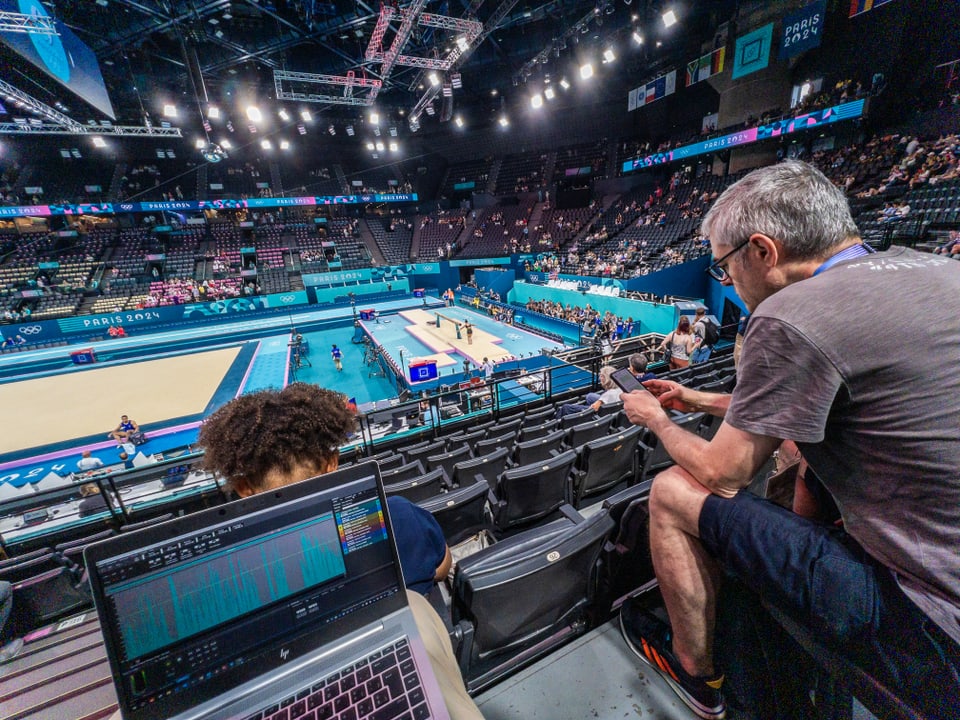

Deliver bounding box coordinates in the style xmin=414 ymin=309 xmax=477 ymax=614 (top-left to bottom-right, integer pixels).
xmin=523 ymin=297 xmax=636 ymax=340
xmin=140 ymin=277 xmax=249 ymax=307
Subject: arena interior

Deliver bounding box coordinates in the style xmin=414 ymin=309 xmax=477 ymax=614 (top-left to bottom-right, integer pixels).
xmin=0 ymin=0 xmax=958 ymax=718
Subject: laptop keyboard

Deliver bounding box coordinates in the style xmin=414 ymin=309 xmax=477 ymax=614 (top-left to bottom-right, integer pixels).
xmin=247 ymin=638 xmax=432 ymax=720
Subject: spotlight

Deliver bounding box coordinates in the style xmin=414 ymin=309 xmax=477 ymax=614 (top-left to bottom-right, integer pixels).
xmin=207 ymin=105 xmax=220 ymax=119
xmin=544 ymin=86 xmax=555 ymax=100
xmin=280 ymin=140 xmax=290 ymax=150
xmin=632 ymin=31 xmax=644 ymax=44
xmin=163 ymin=104 xmax=177 ymax=117
xmin=195 ymin=138 xmax=207 ymax=149
xmin=260 ymin=139 xmax=272 ymax=149
xmin=456 ymin=36 xmax=469 ymax=52
xmin=580 ymin=63 xmax=594 ymax=79
xmin=246 ymin=105 xmax=262 ymax=122
xmin=388 ymin=141 xmax=398 ymax=152
xmin=531 ymin=93 xmax=543 ymax=109
xmin=428 ymin=72 xmax=440 ymax=86
xmin=300 ymin=109 xmax=312 ymax=122
xmin=93 ymin=137 xmax=106 ymax=147
xmin=375 ymin=141 xmax=385 ymax=151
xmin=278 ymin=109 xmax=290 ymax=121
xmin=662 ymin=9 xmax=677 ymax=27
xmin=603 ymin=48 xmax=616 ymax=63
xmin=498 ymin=115 xmax=509 ymax=127
xmin=220 ymin=139 xmax=232 ymax=149
xmin=560 ymin=78 xmax=570 ymax=90
xmin=369 ymin=111 xmax=379 ymax=125
xmin=366 ymin=142 xmax=375 ymax=150
xmin=454 ymin=115 xmax=464 ymax=128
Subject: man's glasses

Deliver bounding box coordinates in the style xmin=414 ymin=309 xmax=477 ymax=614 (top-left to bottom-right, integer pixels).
xmin=705 ymin=240 xmax=750 ymax=282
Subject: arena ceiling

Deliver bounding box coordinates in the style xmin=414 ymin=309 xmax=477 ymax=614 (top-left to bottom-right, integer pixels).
xmin=0 ymin=0 xmax=738 ymax=143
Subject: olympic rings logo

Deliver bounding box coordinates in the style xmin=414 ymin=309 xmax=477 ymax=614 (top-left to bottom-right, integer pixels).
xmin=18 ymin=325 xmax=42 ymax=335
xmin=279 ymin=295 xmax=296 ymax=303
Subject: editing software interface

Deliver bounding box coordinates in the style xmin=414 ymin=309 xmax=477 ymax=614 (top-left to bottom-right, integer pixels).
xmin=96 ymin=481 xmax=397 ymax=711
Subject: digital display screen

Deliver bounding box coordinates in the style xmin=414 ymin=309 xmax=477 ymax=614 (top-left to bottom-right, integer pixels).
xmin=0 ymin=0 xmax=115 ymax=119
xmin=408 ymin=361 xmax=438 ymax=382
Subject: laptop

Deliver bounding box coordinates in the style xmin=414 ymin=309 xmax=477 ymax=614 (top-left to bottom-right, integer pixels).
xmin=85 ymin=461 xmax=451 ymax=720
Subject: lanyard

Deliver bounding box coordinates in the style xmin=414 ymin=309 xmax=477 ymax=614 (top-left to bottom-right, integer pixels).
xmin=812 ymin=243 xmax=876 ymax=277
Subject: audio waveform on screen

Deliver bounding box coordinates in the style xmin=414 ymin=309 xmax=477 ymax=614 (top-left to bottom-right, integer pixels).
xmin=114 ymin=516 xmax=345 ymax=660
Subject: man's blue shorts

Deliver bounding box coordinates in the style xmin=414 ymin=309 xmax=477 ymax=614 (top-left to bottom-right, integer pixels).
xmin=697 ymin=490 xmax=960 ymax=717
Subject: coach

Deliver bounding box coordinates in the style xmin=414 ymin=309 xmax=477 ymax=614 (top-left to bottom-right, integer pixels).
xmin=620 ymin=160 xmax=960 ymax=719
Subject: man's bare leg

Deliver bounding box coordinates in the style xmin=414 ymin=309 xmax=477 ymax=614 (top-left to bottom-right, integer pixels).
xmin=648 ymin=465 xmax=723 ymax=677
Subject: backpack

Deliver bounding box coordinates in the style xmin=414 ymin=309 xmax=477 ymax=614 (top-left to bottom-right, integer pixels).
xmin=702 ymin=318 xmax=719 ymax=347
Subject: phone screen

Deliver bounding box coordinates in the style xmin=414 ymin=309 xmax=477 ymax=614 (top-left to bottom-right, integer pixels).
xmin=610 ymin=367 xmax=648 ymax=394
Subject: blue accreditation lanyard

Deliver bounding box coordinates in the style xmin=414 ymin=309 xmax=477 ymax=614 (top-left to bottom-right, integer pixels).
xmin=812 ymin=243 xmax=876 ymax=277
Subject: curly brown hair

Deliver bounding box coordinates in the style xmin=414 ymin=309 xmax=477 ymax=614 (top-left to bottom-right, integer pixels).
xmin=198 ymin=383 xmax=355 ymax=492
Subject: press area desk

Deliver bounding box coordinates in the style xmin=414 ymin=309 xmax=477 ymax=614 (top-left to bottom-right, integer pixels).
xmin=0 ymin=452 xmax=226 ymax=555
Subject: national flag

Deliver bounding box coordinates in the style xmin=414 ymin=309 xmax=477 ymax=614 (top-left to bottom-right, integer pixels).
xmin=686 ymin=48 xmax=726 ymax=86
xmin=848 ymin=0 xmax=896 ymax=17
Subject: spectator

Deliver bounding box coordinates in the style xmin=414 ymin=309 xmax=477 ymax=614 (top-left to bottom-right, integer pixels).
xmin=557 ymin=365 xmax=621 ymax=418
xmin=76 ymin=451 xmax=104 ymax=473
xmin=620 ymin=160 xmax=960 ymax=719
xmin=657 ymin=317 xmax=696 ymax=370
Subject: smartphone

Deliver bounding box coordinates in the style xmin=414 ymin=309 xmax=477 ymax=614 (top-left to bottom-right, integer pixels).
xmin=610 ymin=367 xmax=650 ymax=394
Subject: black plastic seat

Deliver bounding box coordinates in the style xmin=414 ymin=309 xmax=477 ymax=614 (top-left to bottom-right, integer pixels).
xmin=371 ymin=452 xmax=405 ymax=472
xmin=451 ymin=508 xmax=615 ymax=693
xmin=595 ymin=482 xmax=655 ymax=617
xmin=450 ymin=447 xmax=511 ymax=491
xmin=560 ymin=407 xmax=595 ymax=429
xmin=491 ymin=448 xmax=577 ymax=532
xmin=571 ymin=425 xmax=644 ymax=507
xmin=510 ymin=428 xmax=567 ymax=468
xmin=640 ymin=412 xmax=705 ymax=482
xmin=565 ymin=415 xmax=616 ymax=451
xmin=474 ymin=432 xmax=517 ymax=456
xmin=522 ymin=406 xmax=556 ymax=424
xmin=425 ymin=444 xmax=473 ymax=484
xmin=384 ymin=468 xmax=446 ymax=503
xmin=517 ymin=418 xmax=560 ymax=442
xmin=381 ymin=460 xmax=427 ymax=484
xmin=0 ymin=553 xmax=69 ymax=585
xmin=418 ymin=477 xmax=490 ymax=544
xmin=404 ymin=439 xmax=447 ymax=466
xmin=9 ymin=567 xmax=92 ymax=634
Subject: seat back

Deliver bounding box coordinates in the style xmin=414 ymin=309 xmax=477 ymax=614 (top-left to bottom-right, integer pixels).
xmin=510 ymin=428 xmax=567 ymax=468
xmin=572 ymin=425 xmax=644 ymax=506
xmin=451 ymin=447 xmax=510 ymax=491
xmin=474 ymin=432 xmax=516 ymax=456
xmin=565 ymin=415 xmax=615 ymax=451
xmin=518 ymin=419 xmax=560 ymax=442
xmin=451 ymin=510 xmax=615 ymax=693
xmin=425 ymin=444 xmax=473 ymax=483
xmin=594 ymin=482 xmax=655 ymax=617
xmin=446 ymin=428 xmax=487 ymax=453
xmin=640 ymin=411 xmax=705 ymax=481
xmin=493 ymin=448 xmax=577 ymax=531
xmin=493 ymin=416 xmax=525 ymax=437
xmin=560 ymin=407 xmax=595 ymax=429
xmin=384 ymin=467 xmax=446 ymax=503
xmin=523 ymin=406 xmax=556 ymax=424
xmin=370 ymin=452 xmax=405 ymax=472
xmin=381 ymin=460 xmax=427 ymax=484
xmin=418 ymin=478 xmax=489 ymax=544
xmin=404 ymin=439 xmax=447 ymax=465
xmin=9 ymin=567 xmax=92 ymax=633
xmin=0 ymin=553 xmax=67 ymax=585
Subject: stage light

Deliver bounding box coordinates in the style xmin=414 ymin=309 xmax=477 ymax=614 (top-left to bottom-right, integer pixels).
xmin=92 ymin=137 xmax=106 ymax=147
xmin=278 ymin=108 xmax=290 ymax=121
xmin=346 ymin=125 xmax=355 ymax=136
xmin=220 ymin=139 xmax=232 ymax=149
xmin=328 ymin=124 xmax=336 ymax=135
xmin=456 ymin=36 xmax=469 ymax=52
xmin=632 ymin=31 xmax=644 ymax=44
xmin=163 ymin=104 xmax=177 ymax=117
xmin=603 ymin=48 xmax=616 ymax=63
xmin=297 ymin=124 xmax=306 ymax=135
xmin=580 ymin=63 xmax=594 ymax=79
xmin=428 ymin=72 xmax=440 ymax=87
xmin=260 ymin=139 xmax=272 ymax=149
xmin=369 ymin=111 xmax=379 ymax=125
xmin=208 ymin=105 xmax=220 ymax=119
xmin=454 ymin=115 xmax=464 ymax=128
xmin=544 ymin=86 xmax=555 ymax=100
xmin=246 ymin=105 xmax=262 ymax=122
xmin=560 ymin=78 xmax=570 ymax=90
xmin=366 ymin=142 xmax=375 ymax=150
xmin=531 ymin=93 xmax=543 ymax=109
xmin=498 ymin=115 xmax=509 ymax=127
xmin=300 ymin=109 xmax=312 ymax=122
xmin=195 ymin=138 xmax=206 ymax=149
xmin=662 ymin=9 xmax=677 ymax=27
xmin=375 ymin=141 xmax=385 ymax=151
xmin=280 ymin=140 xmax=290 ymax=150
xmin=389 ymin=142 xmax=398 ymax=152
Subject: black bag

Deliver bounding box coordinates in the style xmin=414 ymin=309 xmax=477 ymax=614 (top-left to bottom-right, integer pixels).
xmin=128 ymin=430 xmax=147 ymax=446
xmin=661 ymin=333 xmax=673 ymax=363
xmin=702 ymin=318 xmax=720 ymax=347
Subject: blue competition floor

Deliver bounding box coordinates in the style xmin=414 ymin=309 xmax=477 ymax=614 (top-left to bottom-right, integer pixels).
xmin=0 ymin=296 xmax=574 ymax=499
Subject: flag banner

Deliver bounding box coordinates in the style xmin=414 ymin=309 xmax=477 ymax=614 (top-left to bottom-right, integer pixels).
xmin=848 ymin=0 xmax=896 ymax=17
xmin=628 ymin=70 xmax=675 ymax=111
xmin=628 ymin=87 xmax=640 ymax=111
xmin=664 ymin=69 xmax=677 ymax=96
xmin=732 ymin=23 xmax=774 ymax=79
xmin=780 ymin=0 xmax=826 ymax=59
xmin=686 ymin=47 xmax=726 ymax=86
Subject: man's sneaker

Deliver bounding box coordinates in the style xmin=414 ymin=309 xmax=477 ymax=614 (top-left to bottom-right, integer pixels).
xmin=620 ymin=597 xmax=726 ymax=720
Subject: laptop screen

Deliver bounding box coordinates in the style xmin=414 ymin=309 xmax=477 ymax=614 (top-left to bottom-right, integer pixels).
xmin=88 ymin=462 xmax=404 ymax=719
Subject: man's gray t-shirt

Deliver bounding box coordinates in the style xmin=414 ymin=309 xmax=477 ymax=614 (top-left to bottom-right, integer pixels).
xmin=726 ymin=247 xmax=960 ymax=644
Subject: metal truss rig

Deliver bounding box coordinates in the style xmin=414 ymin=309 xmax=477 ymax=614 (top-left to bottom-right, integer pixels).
xmin=274 ymin=2 xmax=483 ymax=108
xmin=0 ymin=10 xmax=57 ymax=35
xmin=0 ymin=123 xmax=183 ymax=137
